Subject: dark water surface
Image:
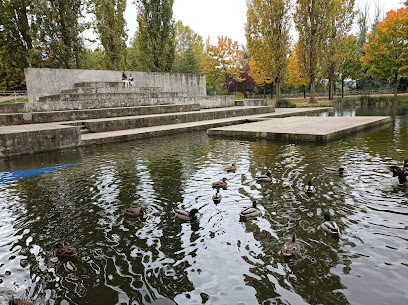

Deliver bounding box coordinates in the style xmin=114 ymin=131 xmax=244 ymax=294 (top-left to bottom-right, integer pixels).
xmin=0 ymin=106 xmax=407 ymax=305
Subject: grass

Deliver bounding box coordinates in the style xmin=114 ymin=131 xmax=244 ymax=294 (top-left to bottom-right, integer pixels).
xmin=0 ymin=97 xmax=28 ymax=104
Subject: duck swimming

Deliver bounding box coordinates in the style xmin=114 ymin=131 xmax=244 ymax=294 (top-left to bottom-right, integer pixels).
xmin=174 ymin=208 xmax=201 ymax=221
xmin=282 ymin=233 xmax=300 ymax=257
xmin=321 ymin=213 xmax=340 ymax=235
xmin=212 ymin=177 xmax=228 ymax=189
xmin=224 ymin=163 xmax=237 ymax=173
xmin=388 ymin=161 xmax=408 ymax=184
xmin=8 ymin=297 xmax=33 ymax=305
xmin=304 ymin=180 xmax=316 ymax=193
xmin=123 ymin=207 xmax=146 ymax=217
xmin=240 ymin=201 xmax=261 ymax=218
xmin=55 ymin=242 xmax=77 ymax=258
xmin=212 ymin=188 xmax=222 ymax=204
xmin=324 ymin=167 xmax=344 ymax=175
xmin=256 ymin=172 xmax=272 ymax=182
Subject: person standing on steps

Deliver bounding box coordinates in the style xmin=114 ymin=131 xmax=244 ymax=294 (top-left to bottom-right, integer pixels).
xmin=122 ymin=71 xmax=129 ymax=88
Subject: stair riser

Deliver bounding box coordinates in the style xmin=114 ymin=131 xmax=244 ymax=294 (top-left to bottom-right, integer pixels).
xmin=85 ymin=107 xmax=275 ymax=133
xmin=61 ymin=87 xmax=162 ymax=94
xmin=28 ymin=97 xmax=198 ymax=112
xmin=0 ymin=104 xmax=201 ymax=125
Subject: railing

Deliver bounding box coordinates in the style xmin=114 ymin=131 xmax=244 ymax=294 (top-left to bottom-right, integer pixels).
xmin=0 ymin=90 xmax=28 ymax=103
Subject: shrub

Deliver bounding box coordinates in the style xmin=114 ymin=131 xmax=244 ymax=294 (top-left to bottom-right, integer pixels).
xmin=275 ymin=99 xmax=296 ymax=108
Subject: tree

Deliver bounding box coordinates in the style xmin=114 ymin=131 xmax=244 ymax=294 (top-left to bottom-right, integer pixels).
xmin=361 ymin=8 xmax=408 ymax=96
xmin=90 ymin=0 xmax=127 ymax=70
xmin=321 ymin=0 xmax=355 ymax=100
xmin=294 ymin=0 xmax=334 ymax=103
xmin=36 ymin=0 xmax=86 ymax=68
xmin=172 ymin=21 xmax=204 ymax=73
xmin=136 ymin=0 xmax=175 ymax=72
xmin=338 ymin=35 xmax=361 ymax=97
xmin=202 ymin=36 xmax=245 ymax=94
xmin=248 ymin=58 xmax=273 ymax=97
xmin=246 ymin=0 xmax=291 ymax=99
xmin=229 ymin=65 xmax=257 ymax=98
xmin=357 ymin=3 xmax=369 ymax=54
xmin=287 ymin=43 xmax=309 ymax=98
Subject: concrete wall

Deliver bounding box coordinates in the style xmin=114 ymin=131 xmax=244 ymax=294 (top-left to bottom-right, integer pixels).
xmin=25 ymin=68 xmax=207 ymax=103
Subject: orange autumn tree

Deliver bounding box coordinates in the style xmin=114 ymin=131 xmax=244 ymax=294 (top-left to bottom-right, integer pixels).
xmin=287 ymin=43 xmax=309 ymax=98
xmin=202 ymin=36 xmax=246 ymax=94
xmin=248 ymin=58 xmax=273 ymax=96
xmin=361 ymin=7 xmax=408 ymax=96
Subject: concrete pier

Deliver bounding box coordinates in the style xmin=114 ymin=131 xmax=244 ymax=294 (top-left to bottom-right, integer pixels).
xmin=207 ymin=116 xmax=392 ymax=142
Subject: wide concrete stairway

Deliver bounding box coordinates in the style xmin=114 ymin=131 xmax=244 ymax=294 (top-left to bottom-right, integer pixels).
xmin=0 ymin=81 xmax=275 ymax=156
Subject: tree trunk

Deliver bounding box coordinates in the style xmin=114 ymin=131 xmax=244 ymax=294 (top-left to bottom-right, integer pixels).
xmin=310 ymin=79 xmax=316 ymax=103
xmin=328 ymin=66 xmax=335 ymax=100
xmin=303 ymin=84 xmax=306 ymax=98
xmin=275 ymin=81 xmax=281 ymax=100
xmin=263 ymin=86 xmax=266 ymax=98
xmin=394 ymin=73 xmax=398 ymax=96
xmin=341 ymin=77 xmax=344 ymax=98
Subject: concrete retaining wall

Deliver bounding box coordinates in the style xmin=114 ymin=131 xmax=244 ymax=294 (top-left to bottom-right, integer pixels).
xmin=196 ymin=96 xmax=235 ymax=108
xmin=25 ymin=68 xmax=207 ymax=103
xmin=235 ymin=99 xmax=268 ymax=106
xmin=0 ymin=125 xmax=83 ymax=158
xmin=0 ymin=103 xmax=26 ymax=113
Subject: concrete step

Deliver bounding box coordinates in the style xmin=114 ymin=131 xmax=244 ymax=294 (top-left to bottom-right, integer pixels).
xmin=73 ymin=82 xmax=124 ymax=88
xmin=0 ymin=104 xmax=201 ymax=125
xmin=38 ymin=91 xmax=188 ymax=103
xmin=81 ymin=106 xmax=275 ymax=133
xmin=61 ymin=86 xmax=163 ymax=94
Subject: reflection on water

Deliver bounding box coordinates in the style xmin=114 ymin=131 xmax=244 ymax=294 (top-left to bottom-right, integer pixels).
xmin=0 ymin=106 xmax=407 ymax=305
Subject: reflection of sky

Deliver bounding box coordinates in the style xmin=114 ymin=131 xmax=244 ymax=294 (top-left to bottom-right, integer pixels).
xmin=0 ymin=162 xmax=79 ymax=185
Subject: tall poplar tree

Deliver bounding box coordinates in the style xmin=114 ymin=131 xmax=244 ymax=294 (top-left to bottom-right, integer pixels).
xmin=36 ymin=0 xmax=86 ymax=68
xmin=136 ymin=0 xmax=175 ymax=72
xmin=90 ymin=0 xmax=128 ymax=70
xmin=294 ymin=0 xmax=332 ymax=103
xmin=322 ymin=0 xmax=355 ymax=100
xmin=246 ymin=0 xmax=291 ymax=99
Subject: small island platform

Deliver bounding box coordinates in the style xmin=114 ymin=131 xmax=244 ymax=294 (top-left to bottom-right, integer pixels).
xmin=207 ymin=116 xmax=392 ymax=142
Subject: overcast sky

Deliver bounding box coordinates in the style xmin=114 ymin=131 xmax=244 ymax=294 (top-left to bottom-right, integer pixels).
xmin=123 ymin=0 xmax=405 ymax=47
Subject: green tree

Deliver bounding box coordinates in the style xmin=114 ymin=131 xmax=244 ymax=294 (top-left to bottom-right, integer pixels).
xmin=36 ymin=0 xmax=86 ymax=68
xmin=361 ymin=8 xmax=408 ymax=96
xmin=136 ymin=0 xmax=175 ymax=72
xmin=246 ymin=0 xmax=291 ymax=99
xmin=321 ymin=0 xmax=355 ymax=100
xmin=81 ymin=48 xmax=105 ymax=70
xmin=172 ymin=21 xmax=204 ymax=73
xmin=89 ymin=0 xmax=127 ymax=70
xmin=338 ymin=34 xmax=361 ymax=97
xmin=294 ymin=0 xmax=333 ymax=103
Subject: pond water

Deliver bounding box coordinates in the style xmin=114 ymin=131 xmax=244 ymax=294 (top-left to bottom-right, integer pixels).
xmin=0 ymin=106 xmax=407 ymax=305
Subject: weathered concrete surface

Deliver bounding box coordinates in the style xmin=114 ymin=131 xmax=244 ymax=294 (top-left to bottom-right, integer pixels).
xmin=207 ymin=116 xmax=392 ymax=142
xmin=83 ymin=106 xmax=275 ymax=132
xmin=25 ymin=68 xmax=206 ymax=103
xmin=81 ymin=112 xmax=276 ymax=145
xmin=0 ymin=124 xmax=83 ymax=158
xmin=0 ymin=104 xmax=201 ymax=126
xmin=0 ymin=103 xmax=26 ymax=114
xmin=235 ymin=99 xmax=268 ymax=106
xmin=195 ymin=95 xmax=236 ymax=108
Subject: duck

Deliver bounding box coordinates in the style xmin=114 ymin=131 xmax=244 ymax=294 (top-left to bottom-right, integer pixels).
xmin=174 ymin=208 xmax=201 ymax=221
xmin=240 ymin=201 xmax=261 ymax=218
xmin=324 ymin=167 xmax=344 ymax=175
xmin=304 ymin=180 xmax=316 ymax=193
xmin=321 ymin=213 xmax=340 ymax=235
xmin=281 ymin=233 xmax=300 ymax=257
xmin=55 ymin=242 xmax=77 ymax=258
xmin=212 ymin=188 xmax=222 ymax=204
xmin=256 ymin=172 xmax=272 ymax=182
xmin=212 ymin=177 xmax=228 ymax=189
xmin=123 ymin=207 xmax=146 ymax=217
xmin=224 ymin=163 xmax=237 ymax=173
xmin=388 ymin=165 xmax=408 ymax=184
xmin=8 ymin=297 xmax=33 ymax=305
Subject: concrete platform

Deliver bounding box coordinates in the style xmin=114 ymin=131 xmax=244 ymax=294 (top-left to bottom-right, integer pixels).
xmin=207 ymin=116 xmax=392 ymax=142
